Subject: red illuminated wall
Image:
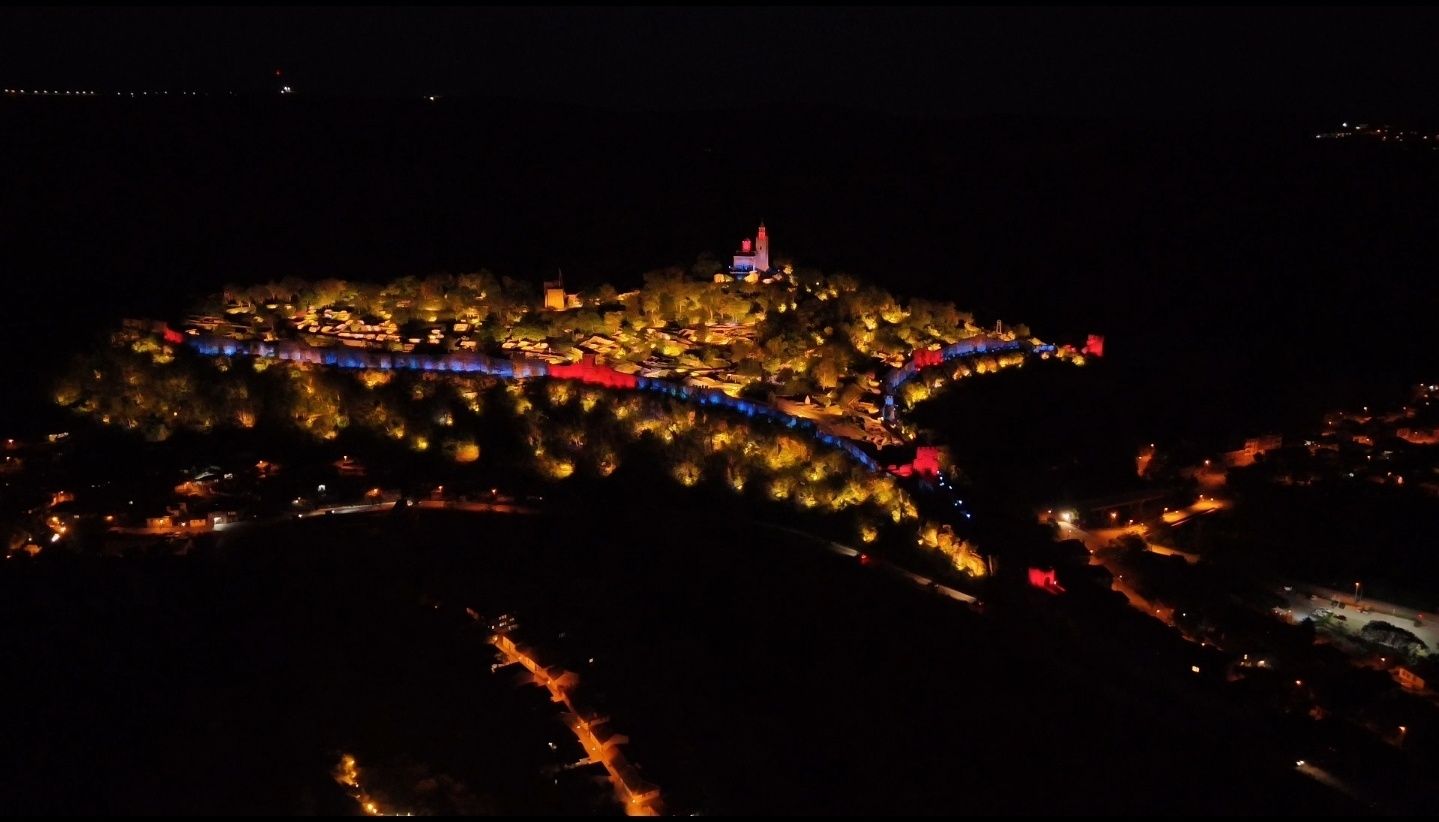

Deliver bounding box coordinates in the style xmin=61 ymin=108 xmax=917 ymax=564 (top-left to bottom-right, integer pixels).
xmin=1083 ymin=334 xmax=1105 ymax=358
xmin=162 ymin=326 xmax=185 ymax=345
xmin=548 ymin=354 xmax=638 ymax=389
xmin=912 ymin=446 xmax=941 ymax=478
xmin=911 ymin=348 xmax=943 ymax=369
xmin=886 ymin=446 xmax=942 ymax=479
xmin=1028 ymin=567 xmax=1065 ymax=594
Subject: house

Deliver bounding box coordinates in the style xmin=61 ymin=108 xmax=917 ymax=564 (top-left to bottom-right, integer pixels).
xmin=613 ymin=761 xmax=662 ymax=813
xmin=563 ymin=715 xmax=629 ymax=753
xmin=1397 ymin=427 xmax=1439 ymax=445
xmin=1225 ymin=433 xmax=1283 ymax=467
xmin=544 ymin=274 xmax=581 ymax=311
xmin=1396 ymin=665 xmax=1427 ymax=692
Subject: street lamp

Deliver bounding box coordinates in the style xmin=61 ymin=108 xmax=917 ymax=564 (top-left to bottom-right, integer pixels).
xmin=1354 ymin=581 xmax=1362 ymax=604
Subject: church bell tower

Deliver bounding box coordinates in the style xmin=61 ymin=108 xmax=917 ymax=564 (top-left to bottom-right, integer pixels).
xmin=754 ymin=222 xmax=770 ymax=272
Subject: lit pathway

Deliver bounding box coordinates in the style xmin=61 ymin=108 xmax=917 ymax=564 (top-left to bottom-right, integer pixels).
xmin=187 ymin=496 xmax=535 ymax=536
xmin=1056 ymin=519 xmax=1180 ymax=627
xmin=490 ymin=633 xmax=662 ymax=816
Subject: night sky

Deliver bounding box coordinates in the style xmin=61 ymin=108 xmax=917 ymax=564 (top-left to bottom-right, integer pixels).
xmin=3 ymin=7 xmax=1438 ymax=116
xmin=2 ymin=8 xmax=1438 ymax=438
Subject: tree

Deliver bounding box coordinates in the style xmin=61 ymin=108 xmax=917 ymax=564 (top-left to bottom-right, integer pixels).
xmin=1360 ymin=621 xmax=1429 ymax=659
xmin=569 ymin=309 xmax=607 ymax=336
xmin=837 ymin=382 xmax=865 ymax=410
xmin=594 ymin=283 xmax=621 ymax=306
xmin=813 ymin=351 xmax=841 ymax=390
xmin=691 ymin=251 xmax=722 ymax=280
xmin=794 ymin=267 xmax=826 ymax=292
xmin=421 ymin=273 xmax=455 ymax=303
xmin=308 ymin=278 xmax=347 ymax=308
xmin=456 ymin=270 xmax=499 ymax=298
xmin=830 ymin=272 xmax=861 ymax=294
xmin=510 ymin=320 xmax=548 ymax=341
xmin=899 ymin=380 xmax=929 ymax=408
xmin=1112 ymin=533 xmax=1147 ymax=556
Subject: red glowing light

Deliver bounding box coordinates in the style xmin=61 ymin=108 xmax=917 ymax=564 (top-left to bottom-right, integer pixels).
xmin=161 ymin=326 xmax=185 ymax=345
xmin=740 ymin=238 xmax=753 ymax=253
xmin=1082 ymin=334 xmax=1105 ymax=358
xmin=911 ymin=348 xmax=943 ymax=369
xmin=1028 ymin=567 xmax=1065 ymax=594
xmin=886 ymin=446 xmax=941 ymax=479
xmin=911 ymin=446 xmax=941 ymax=479
xmin=548 ymin=354 xmax=638 ymax=389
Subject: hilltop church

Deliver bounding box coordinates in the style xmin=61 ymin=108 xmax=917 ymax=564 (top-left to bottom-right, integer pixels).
xmin=731 ymin=222 xmax=770 ymax=275
xmin=719 ymin=223 xmax=774 ymax=283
